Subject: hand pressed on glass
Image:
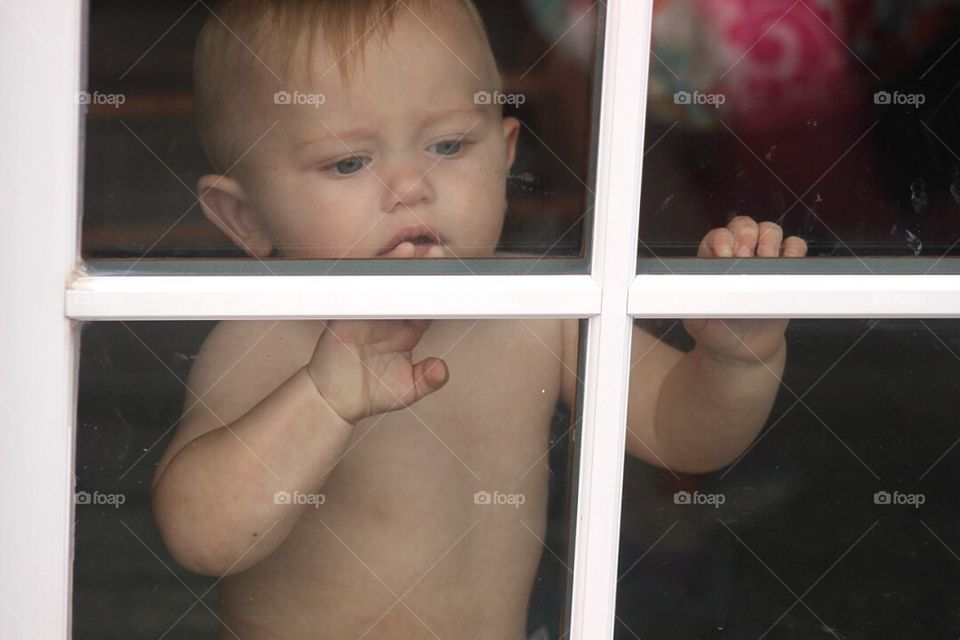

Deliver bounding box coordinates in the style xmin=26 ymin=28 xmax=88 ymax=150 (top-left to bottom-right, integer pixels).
xmin=305 ymin=319 xmax=449 ymax=425
xmin=687 ymin=216 xmax=807 ymax=367
xmin=698 ymin=216 xmax=809 ymax=258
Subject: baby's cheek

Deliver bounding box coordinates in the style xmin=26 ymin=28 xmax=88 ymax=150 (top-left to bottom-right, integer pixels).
xmin=267 ymin=201 xmax=345 ymax=258
xmin=447 ymin=198 xmax=501 ymax=256
xmin=467 ymin=170 xmax=506 ymax=216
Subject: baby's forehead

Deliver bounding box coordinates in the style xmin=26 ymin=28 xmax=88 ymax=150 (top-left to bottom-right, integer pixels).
xmin=264 ymin=1 xmax=500 ymax=94
xmin=195 ymin=0 xmax=500 ymax=173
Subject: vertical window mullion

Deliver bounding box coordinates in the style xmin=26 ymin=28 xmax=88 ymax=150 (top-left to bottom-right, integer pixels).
xmin=0 ymin=1 xmax=83 ymax=638
xmin=569 ymin=1 xmax=653 ymax=638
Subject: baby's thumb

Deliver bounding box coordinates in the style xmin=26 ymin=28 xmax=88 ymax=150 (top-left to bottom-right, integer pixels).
xmin=682 ymin=318 xmax=709 ymax=338
xmin=411 ymin=358 xmax=449 ymax=400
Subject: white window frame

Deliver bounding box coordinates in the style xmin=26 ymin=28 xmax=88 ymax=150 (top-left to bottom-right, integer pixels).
xmin=7 ymin=1 xmax=960 ymax=638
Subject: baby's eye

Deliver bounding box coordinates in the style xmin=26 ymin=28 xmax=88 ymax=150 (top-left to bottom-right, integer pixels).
xmin=327 ymin=156 xmax=369 ymax=176
xmin=429 ymin=139 xmax=465 ymax=157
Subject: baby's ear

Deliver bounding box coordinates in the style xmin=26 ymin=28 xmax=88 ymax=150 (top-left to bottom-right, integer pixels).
xmin=196 ymin=175 xmax=274 ymax=259
xmin=502 ymin=116 xmax=521 ymax=171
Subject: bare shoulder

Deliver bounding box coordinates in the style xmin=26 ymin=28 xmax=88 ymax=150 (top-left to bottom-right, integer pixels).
xmin=153 ymin=320 xmax=322 ymax=483
xmin=185 ymin=320 xmax=320 ymax=419
xmin=482 ymin=254 xmax=581 ymax=408
xmin=492 ymin=316 xmax=578 ymax=410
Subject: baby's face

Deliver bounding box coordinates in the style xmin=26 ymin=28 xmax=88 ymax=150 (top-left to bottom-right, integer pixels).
xmin=232 ymin=5 xmax=520 ymax=259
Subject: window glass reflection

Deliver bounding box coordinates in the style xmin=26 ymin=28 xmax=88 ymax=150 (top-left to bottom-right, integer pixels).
xmin=642 ymin=1 xmax=960 ymax=259
xmin=83 ymin=1 xmax=602 ymax=265
xmin=619 ymin=319 xmax=960 ymax=638
xmin=74 ymin=319 xmax=582 ymax=638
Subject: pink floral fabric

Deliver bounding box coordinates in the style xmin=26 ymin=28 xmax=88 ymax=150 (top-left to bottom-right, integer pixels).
xmin=701 ymin=0 xmax=853 ymax=130
xmin=649 ymin=0 xmax=960 ymax=132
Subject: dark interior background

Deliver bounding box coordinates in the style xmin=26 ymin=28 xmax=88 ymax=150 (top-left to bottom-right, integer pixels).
xmin=619 ymin=318 xmax=960 ymax=639
xmin=639 ymin=0 xmax=960 ymax=259
xmin=76 ymin=319 xmax=960 ymax=639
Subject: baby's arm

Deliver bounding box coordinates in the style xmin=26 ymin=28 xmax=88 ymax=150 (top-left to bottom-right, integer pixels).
xmin=151 ymin=319 xmax=447 ymax=576
xmin=626 ymin=217 xmax=807 ymax=473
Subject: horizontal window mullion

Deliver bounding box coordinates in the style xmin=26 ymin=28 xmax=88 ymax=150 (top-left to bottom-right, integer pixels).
xmin=630 ymin=275 xmax=960 ymax=317
xmin=66 ymin=275 xmax=601 ymax=320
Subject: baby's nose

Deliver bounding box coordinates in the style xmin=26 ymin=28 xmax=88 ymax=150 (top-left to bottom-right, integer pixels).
xmin=381 ymin=163 xmax=435 ymax=212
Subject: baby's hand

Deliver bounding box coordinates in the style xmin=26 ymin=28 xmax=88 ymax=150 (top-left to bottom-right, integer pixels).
xmin=379 ymin=241 xmax=446 ymax=259
xmin=305 ymin=320 xmax=449 ymax=424
xmin=686 ymin=217 xmax=808 ymax=365
xmin=698 ymin=216 xmax=807 ymax=258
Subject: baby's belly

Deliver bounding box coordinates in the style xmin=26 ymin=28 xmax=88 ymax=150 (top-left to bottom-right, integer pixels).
xmin=217 ymin=408 xmax=553 ymax=640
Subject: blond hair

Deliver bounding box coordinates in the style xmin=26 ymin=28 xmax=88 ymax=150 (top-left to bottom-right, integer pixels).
xmin=194 ymin=0 xmax=493 ymax=173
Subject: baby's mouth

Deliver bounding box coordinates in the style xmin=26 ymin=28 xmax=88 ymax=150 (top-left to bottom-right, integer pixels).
xmin=378 ymin=237 xmax=446 ymax=259
xmin=378 ymin=227 xmax=446 ymax=259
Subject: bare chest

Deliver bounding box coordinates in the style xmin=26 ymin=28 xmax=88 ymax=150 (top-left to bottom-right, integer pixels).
xmin=219 ymin=320 xmax=567 ymax=636
xmin=329 ymin=318 xmax=564 ymax=496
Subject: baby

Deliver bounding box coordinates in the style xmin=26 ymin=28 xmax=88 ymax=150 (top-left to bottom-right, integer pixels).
xmin=151 ymin=1 xmax=807 ymax=638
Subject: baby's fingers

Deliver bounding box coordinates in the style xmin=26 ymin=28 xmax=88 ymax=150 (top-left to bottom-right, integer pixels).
xmin=698 ymin=228 xmax=736 ymax=258
xmin=406 ymin=319 xmax=433 ymax=333
xmin=411 ymin=357 xmax=449 ymax=401
xmin=729 ymin=216 xmax=760 ymax=257
xmin=756 ymin=222 xmax=783 ymax=257
xmin=379 ymin=319 xmax=433 ymax=352
xmin=700 ymin=217 xmax=807 ymax=259
xmin=425 ymin=243 xmax=446 ymax=259
xmin=782 ymin=235 xmax=808 ymax=257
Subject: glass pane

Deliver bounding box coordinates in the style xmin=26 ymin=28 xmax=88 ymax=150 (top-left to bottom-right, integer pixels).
xmin=74 ymin=318 xmax=584 ymax=638
xmin=618 ymin=318 xmax=960 ymax=638
xmin=81 ymin=1 xmax=604 ymax=273
xmin=641 ymin=1 xmax=960 ymax=260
